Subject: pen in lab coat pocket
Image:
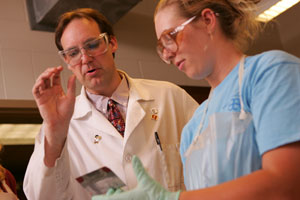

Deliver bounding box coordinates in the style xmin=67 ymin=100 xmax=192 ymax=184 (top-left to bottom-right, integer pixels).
xmin=155 ymin=131 xmax=163 ymax=151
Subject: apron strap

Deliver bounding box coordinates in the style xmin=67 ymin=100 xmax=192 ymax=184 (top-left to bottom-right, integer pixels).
xmin=185 ymin=55 xmax=247 ymax=157
xmin=238 ymin=55 xmax=247 ymax=120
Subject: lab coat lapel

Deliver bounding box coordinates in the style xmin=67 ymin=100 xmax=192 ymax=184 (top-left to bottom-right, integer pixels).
xmin=124 ymin=97 xmax=146 ymax=140
xmin=123 ymin=74 xmax=154 ymax=141
xmin=73 ymin=87 xmax=123 ymax=138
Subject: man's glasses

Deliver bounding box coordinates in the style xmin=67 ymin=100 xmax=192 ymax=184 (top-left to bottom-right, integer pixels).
xmin=157 ymin=16 xmax=196 ymax=64
xmin=58 ymin=33 xmax=109 ymax=66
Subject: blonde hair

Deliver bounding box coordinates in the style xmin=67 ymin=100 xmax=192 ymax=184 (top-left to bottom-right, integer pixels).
xmin=155 ymin=0 xmax=262 ymax=52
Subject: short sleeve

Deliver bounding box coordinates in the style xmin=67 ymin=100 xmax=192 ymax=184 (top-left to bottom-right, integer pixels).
xmin=244 ymin=51 xmax=300 ymax=154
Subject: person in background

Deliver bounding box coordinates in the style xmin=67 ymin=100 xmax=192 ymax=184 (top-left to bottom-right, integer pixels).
xmin=93 ymin=0 xmax=300 ymax=199
xmin=23 ymin=8 xmax=199 ymax=200
xmin=0 ymin=145 xmax=18 ymax=200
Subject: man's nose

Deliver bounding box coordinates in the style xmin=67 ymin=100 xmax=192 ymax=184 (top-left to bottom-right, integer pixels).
xmin=80 ymin=49 xmax=93 ymax=64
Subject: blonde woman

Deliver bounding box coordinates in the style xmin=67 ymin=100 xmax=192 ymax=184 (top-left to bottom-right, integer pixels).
xmin=93 ymin=0 xmax=300 ymax=199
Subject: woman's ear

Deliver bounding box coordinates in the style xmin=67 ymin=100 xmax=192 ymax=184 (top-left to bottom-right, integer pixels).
xmin=109 ymin=36 xmax=118 ymax=53
xmin=201 ymin=8 xmax=217 ymax=34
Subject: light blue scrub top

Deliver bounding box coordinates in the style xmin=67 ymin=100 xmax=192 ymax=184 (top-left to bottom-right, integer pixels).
xmin=181 ymin=50 xmax=300 ymax=174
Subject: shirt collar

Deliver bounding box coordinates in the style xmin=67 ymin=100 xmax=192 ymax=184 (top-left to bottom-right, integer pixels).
xmin=86 ymin=72 xmax=129 ymax=112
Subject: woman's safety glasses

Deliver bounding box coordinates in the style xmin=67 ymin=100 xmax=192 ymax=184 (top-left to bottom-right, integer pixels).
xmin=59 ymin=33 xmax=109 ymax=66
xmin=156 ymin=16 xmax=196 ymax=64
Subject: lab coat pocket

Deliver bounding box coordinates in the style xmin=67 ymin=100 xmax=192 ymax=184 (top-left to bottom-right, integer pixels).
xmin=158 ymin=143 xmax=184 ymax=192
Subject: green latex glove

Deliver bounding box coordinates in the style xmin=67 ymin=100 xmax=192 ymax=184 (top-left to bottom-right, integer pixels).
xmin=92 ymin=155 xmax=181 ymax=200
xmin=105 ymin=188 xmax=123 ymax=196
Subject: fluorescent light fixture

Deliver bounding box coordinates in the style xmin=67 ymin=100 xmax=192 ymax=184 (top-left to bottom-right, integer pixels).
xmin=0 ymin=124 xmax=41 ymax=145
xmin=256 ymin=0 xmax=300 ymax=22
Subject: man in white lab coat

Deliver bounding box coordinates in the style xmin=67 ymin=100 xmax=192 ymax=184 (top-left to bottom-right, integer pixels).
xmin=23 ymin=8 xmax=199 ymax=200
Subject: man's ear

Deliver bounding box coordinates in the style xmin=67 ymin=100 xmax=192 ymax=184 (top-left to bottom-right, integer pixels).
xmin=109 ymin=36 xmax=118 ymax=53
xmin=201 ymin=8 xmax=217 ymax=34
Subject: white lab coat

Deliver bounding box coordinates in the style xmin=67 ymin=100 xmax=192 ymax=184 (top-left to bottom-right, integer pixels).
xmin=23 ymin=72 xmax=199 ymax=200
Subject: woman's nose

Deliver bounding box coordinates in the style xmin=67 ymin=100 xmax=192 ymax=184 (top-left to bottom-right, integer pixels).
xmin=163 ymin=48 xmax=176 ymax=63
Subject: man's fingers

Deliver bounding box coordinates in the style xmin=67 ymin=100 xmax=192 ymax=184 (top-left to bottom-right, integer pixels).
xmin=52 ymin=66 xmax=63 ymax=86
xmin=33 ymin=79 xmax=46 ymax=98
xmin=66 ymin=74 xmax=76 ymax=98
xmin=32 ymin=66 xmax=64 ymax=97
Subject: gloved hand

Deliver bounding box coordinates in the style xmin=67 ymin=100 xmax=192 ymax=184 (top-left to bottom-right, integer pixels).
xmin=92 ymin=155 xmax=181 ymax=200
xmin=105 ymin=188 xmax=123 ymax=196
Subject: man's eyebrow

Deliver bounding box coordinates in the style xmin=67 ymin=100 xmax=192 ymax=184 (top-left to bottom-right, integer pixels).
xmin=83 ymin=36 xmax=99 ymax=44
xmin=63 ymin=36 xmax=99 ymax=51
xmin=64 ymin=46 xmax=78 ymax=52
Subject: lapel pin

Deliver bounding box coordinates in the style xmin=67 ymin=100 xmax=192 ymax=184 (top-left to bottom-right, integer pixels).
xmin=94 ymin=135 xmax=102 ymax=144
xmin=151 ymin=108 xmax=158 ymax=120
